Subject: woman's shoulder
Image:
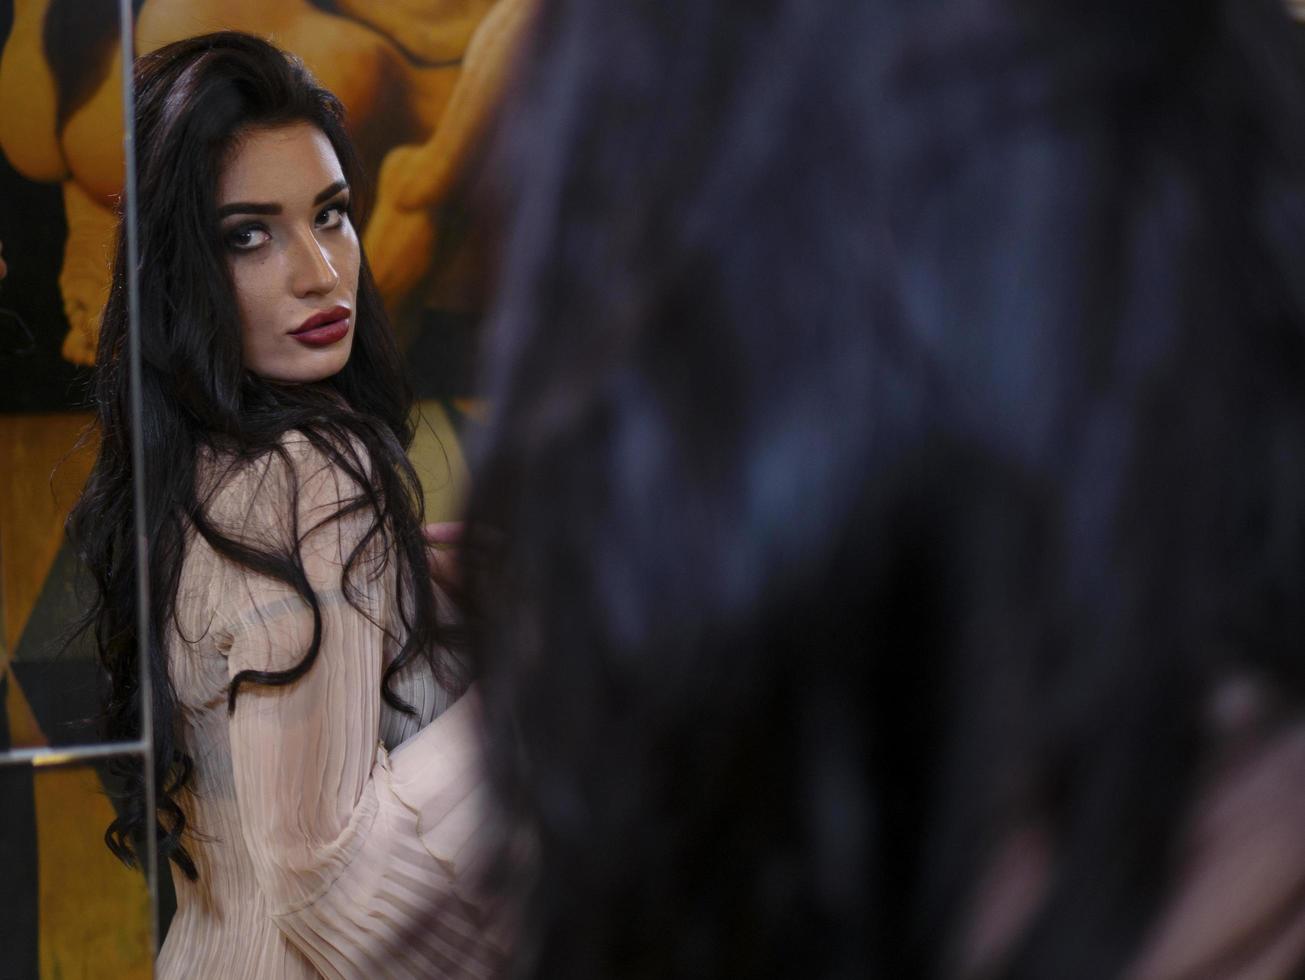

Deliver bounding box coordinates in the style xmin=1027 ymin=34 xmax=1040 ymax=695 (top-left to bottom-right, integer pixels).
xmin=196 ymin=429 xmax=373 ymax=537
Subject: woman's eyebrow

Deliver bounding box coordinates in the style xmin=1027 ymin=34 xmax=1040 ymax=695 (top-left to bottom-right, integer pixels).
xmin=313 ymin=179 xmax=349 ymax=204
xmin=217 ymin=180 xmax=349 ymax=219
xmin=217 ymin=200 xmax=280 ymax=218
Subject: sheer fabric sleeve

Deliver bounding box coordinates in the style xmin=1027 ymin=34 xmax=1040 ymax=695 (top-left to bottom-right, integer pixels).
xmin=211 ymin=438 xmax=502 ymax=979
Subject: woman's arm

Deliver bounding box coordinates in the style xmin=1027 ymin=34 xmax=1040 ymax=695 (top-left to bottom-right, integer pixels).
xmin=216 ymin=437 xmax=502 ymax=978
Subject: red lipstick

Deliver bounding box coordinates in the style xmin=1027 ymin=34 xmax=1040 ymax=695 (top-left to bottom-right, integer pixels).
xmin=290 ymin=306 xmax=351 ymax=347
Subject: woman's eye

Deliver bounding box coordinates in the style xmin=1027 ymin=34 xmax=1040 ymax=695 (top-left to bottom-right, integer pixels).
xmin=316 ymin=204 xmax=347 ymax=230
xmin=225 ymin=225 xmax=270 ymax=251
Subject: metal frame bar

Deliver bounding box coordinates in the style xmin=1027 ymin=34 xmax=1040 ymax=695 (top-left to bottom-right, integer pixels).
xmin=0 ymin=740 xmax=150 ymax=767
xmin=119 ymin=0 xmax=161 ymax=952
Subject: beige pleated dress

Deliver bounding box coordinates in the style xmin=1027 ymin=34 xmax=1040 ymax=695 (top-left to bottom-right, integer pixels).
xmin=155 ymin=435 xmax=502 ymax=979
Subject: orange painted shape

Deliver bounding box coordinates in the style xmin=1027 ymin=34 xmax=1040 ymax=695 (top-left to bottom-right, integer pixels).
xmin=34 ymin=764 xmax=153 ymax=979
xmin=0 ymin=413 xmax=97 ymax=658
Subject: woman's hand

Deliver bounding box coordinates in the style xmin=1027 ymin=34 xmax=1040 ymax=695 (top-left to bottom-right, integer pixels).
xmin=422 ymin=521 xmax=463 ymax=599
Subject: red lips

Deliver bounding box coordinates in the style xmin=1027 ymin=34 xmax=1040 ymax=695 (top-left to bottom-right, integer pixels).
xmin=290 ymin=305 xmax=351 ymax=348
xmin=292 ymin=305 xmax=351 ymax=334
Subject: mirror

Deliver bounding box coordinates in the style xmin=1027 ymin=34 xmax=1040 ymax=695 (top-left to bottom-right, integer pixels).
xmin=2 ymin=1 xmax=527 ymax=975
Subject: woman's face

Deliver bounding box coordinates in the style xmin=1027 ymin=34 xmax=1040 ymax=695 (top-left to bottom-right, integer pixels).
xmin=216 ymin=121 xmax=360 ymax=383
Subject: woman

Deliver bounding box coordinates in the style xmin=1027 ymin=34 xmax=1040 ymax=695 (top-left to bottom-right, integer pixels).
xmin=467 ymin=0 xmax=1305 ymax=976
xmin=67 ymin=32 xmax=500 ymax=979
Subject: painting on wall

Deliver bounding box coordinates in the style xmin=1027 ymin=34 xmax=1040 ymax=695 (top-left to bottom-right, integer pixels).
xmin=0 ymin=1 xmax=533 ymax=975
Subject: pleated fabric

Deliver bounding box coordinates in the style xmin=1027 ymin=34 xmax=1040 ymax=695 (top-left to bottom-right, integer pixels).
xmin=155 ymin=435 xmax=503 ymax=979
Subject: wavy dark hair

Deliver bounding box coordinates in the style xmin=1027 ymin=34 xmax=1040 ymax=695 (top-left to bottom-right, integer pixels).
xmin=67 ymin=31 xmax=460 ymax=881
xmin=467 ymin=0 xmax=1305 ymax=976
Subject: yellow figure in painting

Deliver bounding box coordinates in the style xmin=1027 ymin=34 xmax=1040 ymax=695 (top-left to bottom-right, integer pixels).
xmin=0 ymin=0 xmax=73 ymax=189
xmin=363 ymin=0 xmax=535 ymax=320
xmin=0 ymin=0 xmax=534 ymax=366
xmin=0 ymin=0 xmax=125 ymax=363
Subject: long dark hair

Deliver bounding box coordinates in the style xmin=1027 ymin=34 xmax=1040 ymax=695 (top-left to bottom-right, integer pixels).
xmin=468 ymin=0 xmax=1305 ymax=976
xmin=67 ymin=32 xmax=460 ymax=881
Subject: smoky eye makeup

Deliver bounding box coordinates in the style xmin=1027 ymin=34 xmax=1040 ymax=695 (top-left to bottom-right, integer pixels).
xmin=222 ymin=221 xmax=271 ymax=253
xmin=316 ymin=194 xmax=351 ymax=228
xmin=217 ymin=185 xmax=351 ymax=252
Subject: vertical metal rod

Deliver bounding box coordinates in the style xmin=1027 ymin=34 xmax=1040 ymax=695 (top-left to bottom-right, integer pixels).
xmin=118 ymin=0 xmax=160 ymax=958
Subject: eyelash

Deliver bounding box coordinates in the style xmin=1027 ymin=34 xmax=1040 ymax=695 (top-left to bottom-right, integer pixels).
xmin=316 ymin=202 xmax=348 ymax=230
xmin=223 ymin=199 xmax=350 ymax=253
xmin=225 ymin=224 xmax=270 ymax=252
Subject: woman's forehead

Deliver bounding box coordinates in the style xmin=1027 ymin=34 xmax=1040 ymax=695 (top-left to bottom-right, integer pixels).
xmin=217 ymin=122 xmax=344 ymax=206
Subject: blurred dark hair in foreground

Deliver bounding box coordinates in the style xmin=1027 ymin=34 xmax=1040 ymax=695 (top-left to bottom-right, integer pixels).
xmin=466 ymin=0 xmax=1305 ymax=976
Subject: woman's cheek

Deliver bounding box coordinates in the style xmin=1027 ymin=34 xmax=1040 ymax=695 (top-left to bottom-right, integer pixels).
xmin=233 ymin=262 xmax=282 ymax=374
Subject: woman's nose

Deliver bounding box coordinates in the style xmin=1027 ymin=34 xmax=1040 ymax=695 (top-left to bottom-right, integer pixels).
xmin=290 ymin=231 xmax=340 ymax=298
